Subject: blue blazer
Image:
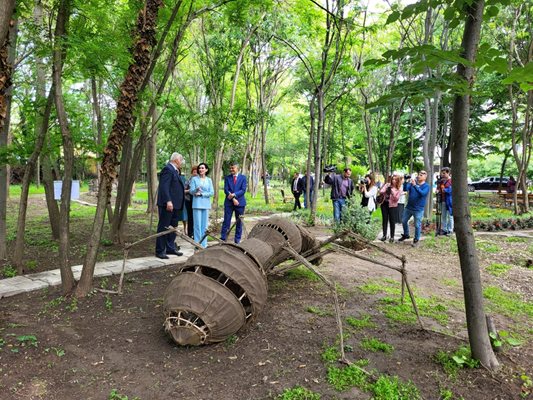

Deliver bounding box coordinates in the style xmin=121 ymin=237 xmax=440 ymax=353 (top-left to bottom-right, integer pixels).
xmin=189 ymin=176 xmax=214 ymax=209
xmin=157 ymin=163 xmax=184 ymax=209
xmin=224 ymin=173 xmax=247 ymax=207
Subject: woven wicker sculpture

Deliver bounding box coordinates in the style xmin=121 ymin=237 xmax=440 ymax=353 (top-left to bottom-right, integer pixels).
xmin=163 ymin=216 xmax=318 ymax=346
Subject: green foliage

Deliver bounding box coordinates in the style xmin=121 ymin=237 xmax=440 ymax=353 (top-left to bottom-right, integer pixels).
xmin=476 ymin=240 xmax=500 ymax=253
xmin=371 ymin=375 xmax=421 ymax=400
xmin=345 ymin=314 xmax=376 ymax=330
xmin=327 ymin=363 xmax=370 ymax=391
xmin=104 ymin=295 xmax=113 ymax=311
xmin=485 ymin=263 xmax=512 ymax=276
xmin=332 ymin=198 xmax=380 ymax=241
xmin=483 ymin=286 xmax=533 ymax=318
xmin=108 ymin=389 xmax=140 ymax=400
xmin=17 ymin=334 xmax=38 ymax=347
xmin=321 ymin=346 xmax=341 ymax=364
xmin=360 ymin=337 xmax=394 ymax=353
xmin=225 ymin=334 xmax=238 ymax=347
xmin=435 ymin=347 xmax=479 ymax=378
xmin=277 ymin=386 xmax=321 ymax=400
xmin=2 ymin=265 xmax=17 ymax=278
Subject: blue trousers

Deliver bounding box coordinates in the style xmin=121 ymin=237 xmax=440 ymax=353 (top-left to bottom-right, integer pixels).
xmin=193 ymin=208 xmax=209 ymax=248
xmin=402 ymin=208 xmax=424 ymax=241
xmin=156 ymin=206 xmax=179 ymax=255
xmin=221 ymin=203 xmax=245 ymax=243
xmin=304 ymin=191 xmax=314 ymax=208
xmin=441 ymin=206 xmax=454 ymax=234
xmin=332 ymin=198 xmax=346 ymax=223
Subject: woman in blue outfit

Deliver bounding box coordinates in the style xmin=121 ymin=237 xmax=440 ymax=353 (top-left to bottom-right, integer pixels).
xmin=188 ymin=163 xmax=214 ymax=248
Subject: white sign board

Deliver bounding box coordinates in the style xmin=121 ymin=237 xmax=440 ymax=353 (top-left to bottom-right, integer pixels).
xmin=53 ymin=180 xmax=80 ymax=200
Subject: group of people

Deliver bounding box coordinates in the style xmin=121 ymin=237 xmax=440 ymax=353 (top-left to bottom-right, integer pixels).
xmin=290 ymin=172 xmax=315 ymax=211
xmin=155 ymin=153 xmax=246 ymax=259
xmin=325 ymin=166 xmax=454 ymax=246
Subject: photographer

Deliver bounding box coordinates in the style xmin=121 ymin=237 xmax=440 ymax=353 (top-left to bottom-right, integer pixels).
xmin=324 ymin=166 xmax=354 ymax=223
xmin=398 ymin=170 xmax=430 ymax=247
xmin=359 ymin=173 xmax=377 ymax=215
xmin=437 ymin=167 xmax=453 ymax=235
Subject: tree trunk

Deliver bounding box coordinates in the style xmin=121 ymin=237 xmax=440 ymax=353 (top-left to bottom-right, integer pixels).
xmin=0 ymin=13 xmax=17 ymax=260
xmin=52 ymin=0 xmax=76 ymax=293
xmin=450 ymin=0 xmax=499 ymax=370
xmin=76 ymin=0 xmax=163 ymax=297
xmin=91 ymin=76 xmax=104 ymax=181
xmin=41 ymin=154 xmax=60 ymax=239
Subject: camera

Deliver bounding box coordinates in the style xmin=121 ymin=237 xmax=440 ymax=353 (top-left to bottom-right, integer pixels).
xmin=323 ymin=164 xmax=336 ymax=173
xmin=359 ymin=178 xmax=366 ymax=185
xmin=404 ymin=174 xmax=411 ymax=180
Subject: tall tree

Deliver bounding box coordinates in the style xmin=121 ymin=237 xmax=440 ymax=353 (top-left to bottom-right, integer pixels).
xmin=75 ymin=0 xmax=163 ymax=297
xmin=450 ymin=0 xmax=499 ymax=369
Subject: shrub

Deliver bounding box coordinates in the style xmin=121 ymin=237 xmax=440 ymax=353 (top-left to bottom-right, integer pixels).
xmin=332 ymin=198 xmax=379 ymax=241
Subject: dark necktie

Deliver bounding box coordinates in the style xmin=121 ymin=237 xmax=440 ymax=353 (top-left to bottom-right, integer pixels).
xmin=233 ymin=175 xmax=237 ymax=185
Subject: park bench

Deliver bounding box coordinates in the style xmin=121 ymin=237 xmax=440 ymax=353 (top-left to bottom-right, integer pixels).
xmin=498 ymin=192 xmax=533 ymax=211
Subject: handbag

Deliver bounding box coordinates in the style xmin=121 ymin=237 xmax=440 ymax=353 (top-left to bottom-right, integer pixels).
xmin=375 ymin=193 xmax=385 ymax=206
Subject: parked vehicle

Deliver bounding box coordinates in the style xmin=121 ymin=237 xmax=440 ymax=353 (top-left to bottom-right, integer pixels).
xmin=468 ymin=176 xmax=509 ymax=191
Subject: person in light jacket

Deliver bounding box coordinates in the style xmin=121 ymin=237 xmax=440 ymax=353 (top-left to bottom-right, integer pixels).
xmin=188 ymin=163 xmax=214 ymax=248
xmin=360 ymin=173 xmax=378 ymax=215
xmin=379 ymin=173 xmax=402 ymax=242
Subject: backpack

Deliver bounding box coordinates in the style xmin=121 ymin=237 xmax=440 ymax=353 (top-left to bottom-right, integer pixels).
xmin=375 ymin=192 xmax=385 ymax=206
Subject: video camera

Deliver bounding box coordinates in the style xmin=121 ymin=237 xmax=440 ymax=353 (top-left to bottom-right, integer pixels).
xmin=323 ymin=164 xmax=337 ymax=173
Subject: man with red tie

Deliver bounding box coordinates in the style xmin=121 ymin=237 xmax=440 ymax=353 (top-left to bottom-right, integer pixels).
xmin=221 ymin=162 xmax=247 ymax=244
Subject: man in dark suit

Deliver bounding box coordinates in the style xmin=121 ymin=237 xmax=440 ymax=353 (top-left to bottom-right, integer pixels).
xmin=291 ymin=172 xmax=304 ymax=211
xmin=155 ymin=153 xmax=185 ymax=259
xmin=221 ymin=162 xmax=247 ymax=244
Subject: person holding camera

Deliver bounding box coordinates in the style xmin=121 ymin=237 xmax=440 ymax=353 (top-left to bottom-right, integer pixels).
xmin=324 ymin=167 xmax=354 ymax=223
xmin=359 ymin=173 xmax=378 ymax=214
xmin=437 ymin=167 xmax=453 ymax=235
xmin=399 ymin=170 xmax=430 ymax=246
xmin=379 ymin=174 xmax=402 ymax=242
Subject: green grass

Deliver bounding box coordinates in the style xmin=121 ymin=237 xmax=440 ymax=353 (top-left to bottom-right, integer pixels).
xmin=371 ymin=375 xmax=421 ymax=400
xmin=277 ymin=386 xmax=321 ymax=400
xmin=379 ymin=295 xmax=449 ymax=326
xmin=346 ymin=314 xmax=376 ymax=330
xmin=483 ymin=286 xmax=533 ymax=318
xmin=306 ymin=306 xmax=333 ymax=317
xmin=285 ymin=266 xmax=320 ymax=281
xmin=360 ymin=337 xmax=394 ymax=353
xmin=476 ymin=240 xmax=500 ymax=253
xmin=321 ymin=345 xmax=341 ymax=364
xmin=327 ymin=361 xmax=370 ymax=391
xmin=441 ymin=278 xmax=459 ymax=287
xmin=485 ymin=263 xmax=512 ymax=276
xmin=506 ymin=237 xmax=528 ymax=243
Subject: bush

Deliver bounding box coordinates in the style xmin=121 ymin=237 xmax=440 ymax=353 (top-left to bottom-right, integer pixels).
xmin=332 ymin=198 xmax=379 ymax=241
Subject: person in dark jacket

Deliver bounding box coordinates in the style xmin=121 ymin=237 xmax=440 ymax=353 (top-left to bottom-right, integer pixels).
xmin=399 ymin=170 xmax=430 ymax=247
xmin=155 ymin=153 xmax=185 ymax=259
xmin=324 ymin=167 xmax=354 ymax=223
xmin=290 ymin=172 xmax=304 ymax=211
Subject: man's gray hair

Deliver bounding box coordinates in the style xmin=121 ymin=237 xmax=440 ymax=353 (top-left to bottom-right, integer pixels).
xmin=170 ymin=152 xmax=183 ymax=162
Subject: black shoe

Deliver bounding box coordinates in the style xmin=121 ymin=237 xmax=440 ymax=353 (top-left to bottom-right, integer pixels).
xmin=412 ymin=239 xmax=419 ymax=248
xmin=398 ymin=234 xmax=410 ymax=242
xmin=156 ymin=253 xmax=169 ymax=259
xmin=389 ymin=238 xmax=395 ymax=243
xmin=166 ymin=249 xmax=183 ymax=256
xmin=380 ymin=236 xmax=386 ymax=241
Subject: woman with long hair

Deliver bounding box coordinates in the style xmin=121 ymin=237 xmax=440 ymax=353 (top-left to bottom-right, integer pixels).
xmin=188 ymin=163 xmax=214 ymax=248
xmin=360 ymin=173 xmax=378 ymax=215
xmin=379 ymin=173 xmax=402 ymax=242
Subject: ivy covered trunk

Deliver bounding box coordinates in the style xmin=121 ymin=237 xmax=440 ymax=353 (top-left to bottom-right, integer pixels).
xmin=450 ymin=0 xmax=499 ymax=370
xmin=76 ymin=0 xmax=163 ymax=297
